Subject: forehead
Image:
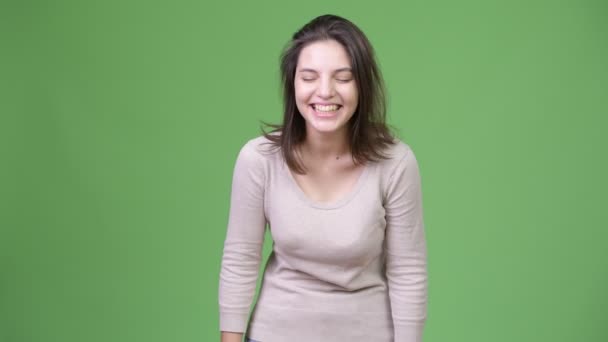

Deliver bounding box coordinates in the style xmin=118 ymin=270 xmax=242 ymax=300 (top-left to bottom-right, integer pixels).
xmin=297 ymin=39 xmax=352 ymax=70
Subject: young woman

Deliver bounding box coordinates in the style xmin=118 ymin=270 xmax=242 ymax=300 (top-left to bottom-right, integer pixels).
xmin=219 ymin=14 xmax=428 ymax=342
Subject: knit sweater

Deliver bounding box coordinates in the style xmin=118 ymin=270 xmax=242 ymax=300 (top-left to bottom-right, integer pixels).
xmin=218 ymin=135 xmax=428 ymax=342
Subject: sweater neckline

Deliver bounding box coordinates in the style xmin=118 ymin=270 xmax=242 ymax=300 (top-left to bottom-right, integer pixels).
xmin=283 ymin=160 xmax=371 ymax=210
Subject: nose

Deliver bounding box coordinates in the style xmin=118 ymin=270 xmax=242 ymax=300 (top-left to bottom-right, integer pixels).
xmin=317 ymin=77 xmax=336 ymax=98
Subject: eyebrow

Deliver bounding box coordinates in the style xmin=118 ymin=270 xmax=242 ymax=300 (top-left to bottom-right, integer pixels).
xmin=297 ymin=67 xmax=353 ymax=73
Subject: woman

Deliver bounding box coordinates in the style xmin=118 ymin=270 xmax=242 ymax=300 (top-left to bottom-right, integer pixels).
xmin=219 ymin=14 xmax=428 ymax=342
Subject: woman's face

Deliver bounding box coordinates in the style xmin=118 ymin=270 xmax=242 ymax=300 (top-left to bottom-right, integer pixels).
xmin=294 ymin=39 xmax=359 ymax=138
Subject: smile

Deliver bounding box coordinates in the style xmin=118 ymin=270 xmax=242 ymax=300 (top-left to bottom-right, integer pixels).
xmin=311 ymin=104 xmax=342 ymax=112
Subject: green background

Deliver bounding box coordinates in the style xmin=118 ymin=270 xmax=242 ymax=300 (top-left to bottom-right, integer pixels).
xmin=1 ymin=0 xmax=607 ymax=341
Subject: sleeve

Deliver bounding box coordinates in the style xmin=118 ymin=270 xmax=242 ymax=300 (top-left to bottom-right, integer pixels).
xmin=384 ymin=147 xmax=429 ymax=342
xmin=218 ymin=140 xmax=267 ymax=333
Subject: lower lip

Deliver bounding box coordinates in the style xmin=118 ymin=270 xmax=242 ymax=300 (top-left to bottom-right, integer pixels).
xmin=311 ymin=105 xmax=341 ymax=118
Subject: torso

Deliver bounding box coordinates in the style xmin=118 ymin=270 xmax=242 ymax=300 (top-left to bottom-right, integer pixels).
xmin=238 ymin=135 xmax=419 ymax=341
xmin=290 ymin=156 xmax=366 ymax=204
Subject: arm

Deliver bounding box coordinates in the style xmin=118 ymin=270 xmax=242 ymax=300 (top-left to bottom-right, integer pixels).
xmin=384 ymin=147 xmax=429 ymax=342
xmin=218 ymin=141 xmax=267 ymax=339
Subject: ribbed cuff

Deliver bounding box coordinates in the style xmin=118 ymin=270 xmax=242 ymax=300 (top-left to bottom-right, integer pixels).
xmin=394 ymin=323 xmax=425 ymax=342
xmin=219 ymin=312 xmax=249 ymax=333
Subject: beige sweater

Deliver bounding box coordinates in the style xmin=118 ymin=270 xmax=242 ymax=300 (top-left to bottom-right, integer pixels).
xmin=218 ymin=135 xmax=428 ymax=342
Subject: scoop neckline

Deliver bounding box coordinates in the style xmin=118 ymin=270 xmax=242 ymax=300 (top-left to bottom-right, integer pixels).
xmin=283 ymin=161 xmax=371 ymax=210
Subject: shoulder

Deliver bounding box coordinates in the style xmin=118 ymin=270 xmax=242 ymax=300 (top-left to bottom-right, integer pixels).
xmin=240 ymin=134 xmax=278 ymax=156
xmin=383 ymin=138 xmax=411 ymax=159
xmin=376 ymin=138 xmax=419 ymax=175
xmin=375 ymin=138 xmax=423 ymax=200
xmin=235 ymin=134 xmax=280 ymax=168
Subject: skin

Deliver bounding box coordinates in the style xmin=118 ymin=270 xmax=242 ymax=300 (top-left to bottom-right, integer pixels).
xmin=220 ymin=39 xmax=362 ymax=341
xmin=291 ymin=39 xmax=365 ymax=203
xmin=220 ymin=331 xmax=242 ymax=342
xmin=294 ymin=39 xmax=359 ymax=159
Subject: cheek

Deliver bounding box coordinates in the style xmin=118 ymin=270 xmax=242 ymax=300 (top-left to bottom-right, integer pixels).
xmin=294 ymin=86 xmax=312 ymax=115
xmin=294 ymin=83 xmax=311 ymax=102
xmin=343 ymin=86 xmax=358 ymax=105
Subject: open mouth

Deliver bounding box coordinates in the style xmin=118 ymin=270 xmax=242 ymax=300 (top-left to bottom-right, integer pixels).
xmin=310 ymin=104 xmax=342 ymax=113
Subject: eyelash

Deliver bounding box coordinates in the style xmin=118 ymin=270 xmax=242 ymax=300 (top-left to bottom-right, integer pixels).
xmin=301 ymin=78 xmax=353 ymax=83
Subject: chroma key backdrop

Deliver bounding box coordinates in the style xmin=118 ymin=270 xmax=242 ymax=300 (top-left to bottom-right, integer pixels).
xmin=1 ymin=0 xmax=606 ymax=341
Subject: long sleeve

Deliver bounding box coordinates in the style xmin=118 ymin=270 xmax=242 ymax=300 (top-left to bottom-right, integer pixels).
xmin=218 ymin=140 xmax=267 ymax=333
xmin=384 ymin=147 xmax=428 ymax=341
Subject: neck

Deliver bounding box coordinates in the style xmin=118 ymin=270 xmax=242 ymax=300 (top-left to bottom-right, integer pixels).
xmin=300 ymin=126 xmax=351 ymax=161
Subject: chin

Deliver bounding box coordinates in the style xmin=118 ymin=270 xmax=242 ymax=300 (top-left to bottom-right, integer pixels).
xmin=307 ymin=122 xmax=348 ymax=135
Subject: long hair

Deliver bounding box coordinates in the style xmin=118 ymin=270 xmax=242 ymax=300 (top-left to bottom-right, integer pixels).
xmin=261 ymin=14 xmax=396 ymax=174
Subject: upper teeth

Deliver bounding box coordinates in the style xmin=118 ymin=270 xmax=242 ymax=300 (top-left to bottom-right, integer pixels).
xmin=314 ymin=104 xmax=339 ymax=112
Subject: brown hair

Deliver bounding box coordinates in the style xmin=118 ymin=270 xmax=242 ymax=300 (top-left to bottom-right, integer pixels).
xmin=261 ymin=14 xmax=396 ymax=174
